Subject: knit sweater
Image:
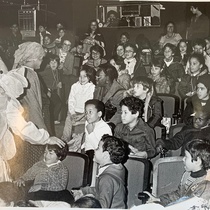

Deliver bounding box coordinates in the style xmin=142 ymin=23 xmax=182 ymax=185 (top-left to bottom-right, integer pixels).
xmin=21 ymin=160 xmax=68 ymax=192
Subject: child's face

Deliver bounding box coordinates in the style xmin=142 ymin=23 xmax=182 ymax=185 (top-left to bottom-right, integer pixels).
xmin=50 ymin=60 xmax=58 ymax=70
xmin=121 ymin=105 xmax=138 ymax=125
xmin=44 ymin=147 xmax=59 ymax=165
xmin=133 ymin=83 xmax=147 ymax=98
xmin=79 ymin=70 xmax=89 ymax=85
xmin=85 ymin=104 xmax=101 ymax=124
xmin=44 ymin=36 xmax=51 ymax=45
xmin=189 ymin=57 xmax=202 ymax=74
xmin=39 ymin=26 xmax=45 ymax=33
xmin=59 ymin=29 xmax=65 ymax=38
xmin=193 ymin=45 xmax=204 ymax=54
xmin=76 ymin=45 xmax=83 ymax=54
xmin=179 ymin=42 xmax=187 ymax=54
xmin=151 ymin=65 xmax=162 ymax=77
xmin=164 ymin=47 xmax=173 ymax=60
xmin=91 ymin=50 xmax=101 ymax=60
xmin=197 ymin=83 xmax=209 ymax=100
xmin=190 ymin=6 xmax=198 ymax=14
xmin=116 ymin=45 xmax=124 ymax=57
xmin=125 ymin=46 xmax=136 ymax=59
xmin=205 ymin=39 xmax=210 ymax=50
xmin=93 ymin=141 xmax=105 ymax=165
xmin=183 ymin=150 xmax=201 ymax=172
xmin=120 ymin=35 xmax=128 ymax=44
xmin=96 ymin=70 xmax=107 ymax=86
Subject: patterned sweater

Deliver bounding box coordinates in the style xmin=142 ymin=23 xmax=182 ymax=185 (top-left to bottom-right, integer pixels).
xmin=21 ymin=160 xmax=68 ymax=192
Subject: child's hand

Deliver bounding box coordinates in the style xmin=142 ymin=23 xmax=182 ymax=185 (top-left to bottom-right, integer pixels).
xmin=14 ymin=178 xmax=25 ymax=187
xmin=143 ymin=191 xmax=160 ymax=204
xmin=86 ymin=123 xmax=94 ymax=134
xmin=71 ymin=189 xmax=84 ymax=201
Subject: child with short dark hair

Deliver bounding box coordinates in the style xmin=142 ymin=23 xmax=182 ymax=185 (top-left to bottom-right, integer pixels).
xmin=114 ymin=96 xmax=156 ymax=158
xmin=72 ymin=134 xmax=128 ymax=209
xmin=146 ymin=139 xmax=210 ymax=206
xmin=15 ymin=142 xmax=73 ymax=204
xmin=72 ymin=196 xmax=102 ymax=208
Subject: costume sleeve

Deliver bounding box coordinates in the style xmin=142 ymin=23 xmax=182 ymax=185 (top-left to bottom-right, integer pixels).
xmin=7 ymin=100 xmax=50 ymax=145
xmin=147 ymin=99 xmax=163 ymax=128
xmin=68 ymin=83 xmax=77 ymax=115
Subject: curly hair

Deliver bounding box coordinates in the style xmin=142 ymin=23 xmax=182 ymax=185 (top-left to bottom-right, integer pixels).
xmin=46 ymin=142 xmax=68 ymax=161
xmin=185 ymin=139 xmax=210 ymax=170
xmin=189 ymin=53 xmax=205 ymax=67
xmin=101 ymin=134 xmax=128 ymax=164
xmin=132 ymin=76 xmax=154 ymax=92
xmin=90 ymin=44 xmax=104 ymax=58
xmin=85 ymin=99 xmax=105 ymax=118
xmin=163 ymin=43 xmax=176 ymax=54
xmin=120 ymin=96 xmax=144 ymax=117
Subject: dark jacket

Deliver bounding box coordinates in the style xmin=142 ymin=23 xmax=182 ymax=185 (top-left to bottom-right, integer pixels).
xmin=161 ymin=59 xmax=185 ymax=94
xmin=133 ymin=59 xmax=147 ymax=78
xmin=82 ymin=164 xmax=126 ymax=209
xmin=157 ymin=125 xmax=210 ymax=155
xmin=147 ymin=96 xmax=163 ymax=128
xmin=178 ymin=68 xmax=208 ymax=99
xmin=114 ymin=119 xmax=156 ymax=158
xmin=183 ymin=95 xmax=210 ymax=125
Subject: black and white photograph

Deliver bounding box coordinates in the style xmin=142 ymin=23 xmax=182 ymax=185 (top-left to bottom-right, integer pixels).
xmin=0 ymin=0 xmax=210 ymax=209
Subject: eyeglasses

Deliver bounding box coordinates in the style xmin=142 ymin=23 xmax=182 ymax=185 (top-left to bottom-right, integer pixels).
xmin=63 ymin=43 xmax=71 ymax=46
xmin=125 ymin=50 xmax=134 ymax=53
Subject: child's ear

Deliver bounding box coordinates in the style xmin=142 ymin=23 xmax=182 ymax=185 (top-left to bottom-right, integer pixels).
xmin=103 ymin=151 xmax=110 ymax=160
xmin=135 ymin=111 xmax=140 ymax=118
xmin=133 ymin=52 xmax=136 ymax=57
xmin=98 ymin=111 xmax=102 ymax=118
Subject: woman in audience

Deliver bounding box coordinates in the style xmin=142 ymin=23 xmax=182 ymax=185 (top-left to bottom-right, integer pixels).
xmin=205 ymin=37 xmax=210 ymax=56
xmin=148 ymin=58 xmax=170 ymax=94
xmin=119 ymin=32 xmax=130 ymax=46
xmin=36 ymin=24 xmax=51 ymax=46
xmin=54 ymin=28 xmax=68 ymax=48
xmin=161 ymin=43 xmax=185 ymax=94
xmin=124 ymin=43 xmax=147 ymax=78
xmin=84 ymin=45 xmax=107 ymax=71
xmin=110 ymin=43 xmax=125 ymax=69
xmin=183 ymin=74 xmax=210 ymax=125
xmin=82 ymin=19 xmax=105 ymax=55
xmin=156 ymin=21 xmax=182 ymax=54
xmin=176 ymin=39 xmax=192 ymax=68
xmin=94 ymin=64 xmax=125 ymax=124
xmin=178 ymin=53 xmax=208 ymax=99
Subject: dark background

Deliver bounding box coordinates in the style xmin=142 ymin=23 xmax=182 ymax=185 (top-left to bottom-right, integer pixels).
xmin=0 ymin=0 xmax=210 ymax=58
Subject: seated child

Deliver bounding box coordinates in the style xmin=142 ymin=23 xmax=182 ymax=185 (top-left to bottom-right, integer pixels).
xmin=82 ymin=99 xmax=112 ymax=158
xmin=145 ymin=139 xmax=210 ymax=206
xmin=72 ymin=134 xmax=128 ymax=209
xmin=62 ymin=66 xmax=96 ymax=142
xmin=15 ymin=143 xmax=74 ymax=204
xmin=72 ymin=196 xmax=102 ymax=208
xmin=178 ymin=53 xmax=208 ymax=99
xmin=183 ymin=74 xmax=210 ymax=125
xmin=161 ymin=43 xmax=185 ymax=94
xmin=124 ymin=76 xmax=163 ymax=128
xmin=148 ymin=58 xmax=170 ymax=94
xmin=114 ymin=96 xmax=156 ymax=158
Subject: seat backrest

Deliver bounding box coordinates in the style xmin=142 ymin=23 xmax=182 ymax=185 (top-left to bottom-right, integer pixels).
xmin=62 ymin=152 xmax=89 ymax=190
xmin=152 ymin=156 xmax=185 ymax=197
xmin=157 ymin=94 xmax=180 ymax=118
xmin=124 ymin=157 xmax=152 ymax=208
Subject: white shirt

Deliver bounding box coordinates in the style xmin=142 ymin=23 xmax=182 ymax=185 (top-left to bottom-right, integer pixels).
xmin=124 ymin=58 xmax=137 ymax=76
xmin=68 ymin=81 xmax=95 ymax=114
xmin=83 ymin=119 xmax=112 ymax=151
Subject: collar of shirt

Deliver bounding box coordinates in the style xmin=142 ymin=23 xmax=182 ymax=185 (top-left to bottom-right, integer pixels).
xmin=97 ymin=163 xmax=114 ymax=177
xmin=164 ymin=58 xmax=173 ymax=67
xmin=45 ymin=160 xmax=61 ymax=168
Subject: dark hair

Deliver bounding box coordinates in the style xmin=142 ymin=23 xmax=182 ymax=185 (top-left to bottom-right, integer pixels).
xmin=97 ymin=64 xmax=118 ymax=83
xmin=176 ymin=39 xmax=192 ymax=55
xmin=189 ymin=53 xmax=205 ymax=67
xmin=164 ymin=21 xmax=177 ymax=33
xmin=43 ymin=34 xmax=52 ymax=42
xmin=124 ymin=43 xmax=137 ymax=54
xmin=46 ymin=53 xmax=60 ymax=66
xmin=120 ymin=96 xmax=144 ymax=117
xmin=0 ymin=182 xmax=23 ymax=206
xmin=120 ymin=32 xmax=130 ymax=40
xmin=80 ymin=65 xmax=96 ymax=85
xmin=87 ymin=19 xmax=100 ymax=34
xmin=185 ymin=139 xmax=210 ymax=170
xmin=72 ymin=196 xmax=102 ymax=208
xmin=150 ymin=58 xmax=162 ymax=68
xmin=190 ymin=3 xmax=204 ymax=12
xmin=85 ymin=99 xmax=105 ymax=118
xmin=101 ymin=134 xmax=129 ymax=164
xmin=46 ymin=142 xmax=68 ymax=161
xmin=132 ymin=76 xmax=154 ymax=92
xmin=163 ymin=43 xmax=176 ymax=54
xmin=197 ymin=74 xmax=210 ymax=91
xmin=192 ymin=39 xmax=206 ymax=48
xmin=107 ymin=10 xmax=118 ymax=19
xmin=90 ymin=45 xmax=104 ymax=58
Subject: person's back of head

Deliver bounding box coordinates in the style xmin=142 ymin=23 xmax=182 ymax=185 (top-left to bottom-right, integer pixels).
xmin=72 ymin=196 xmax=102 ymax=208
xmin=120 ymin=96 xmax=144 ymax=118
xmin=101 ymin=134 xmax=129 ymax=164
xmin=132 ymin=76 xmax=154 ymax=93
xmin=185 ymin=139 xmax=210 ymax=171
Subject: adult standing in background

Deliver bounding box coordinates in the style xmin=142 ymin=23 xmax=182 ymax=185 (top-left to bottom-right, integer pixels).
xmin=187 ymin=3 xmax=209 ymax=40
